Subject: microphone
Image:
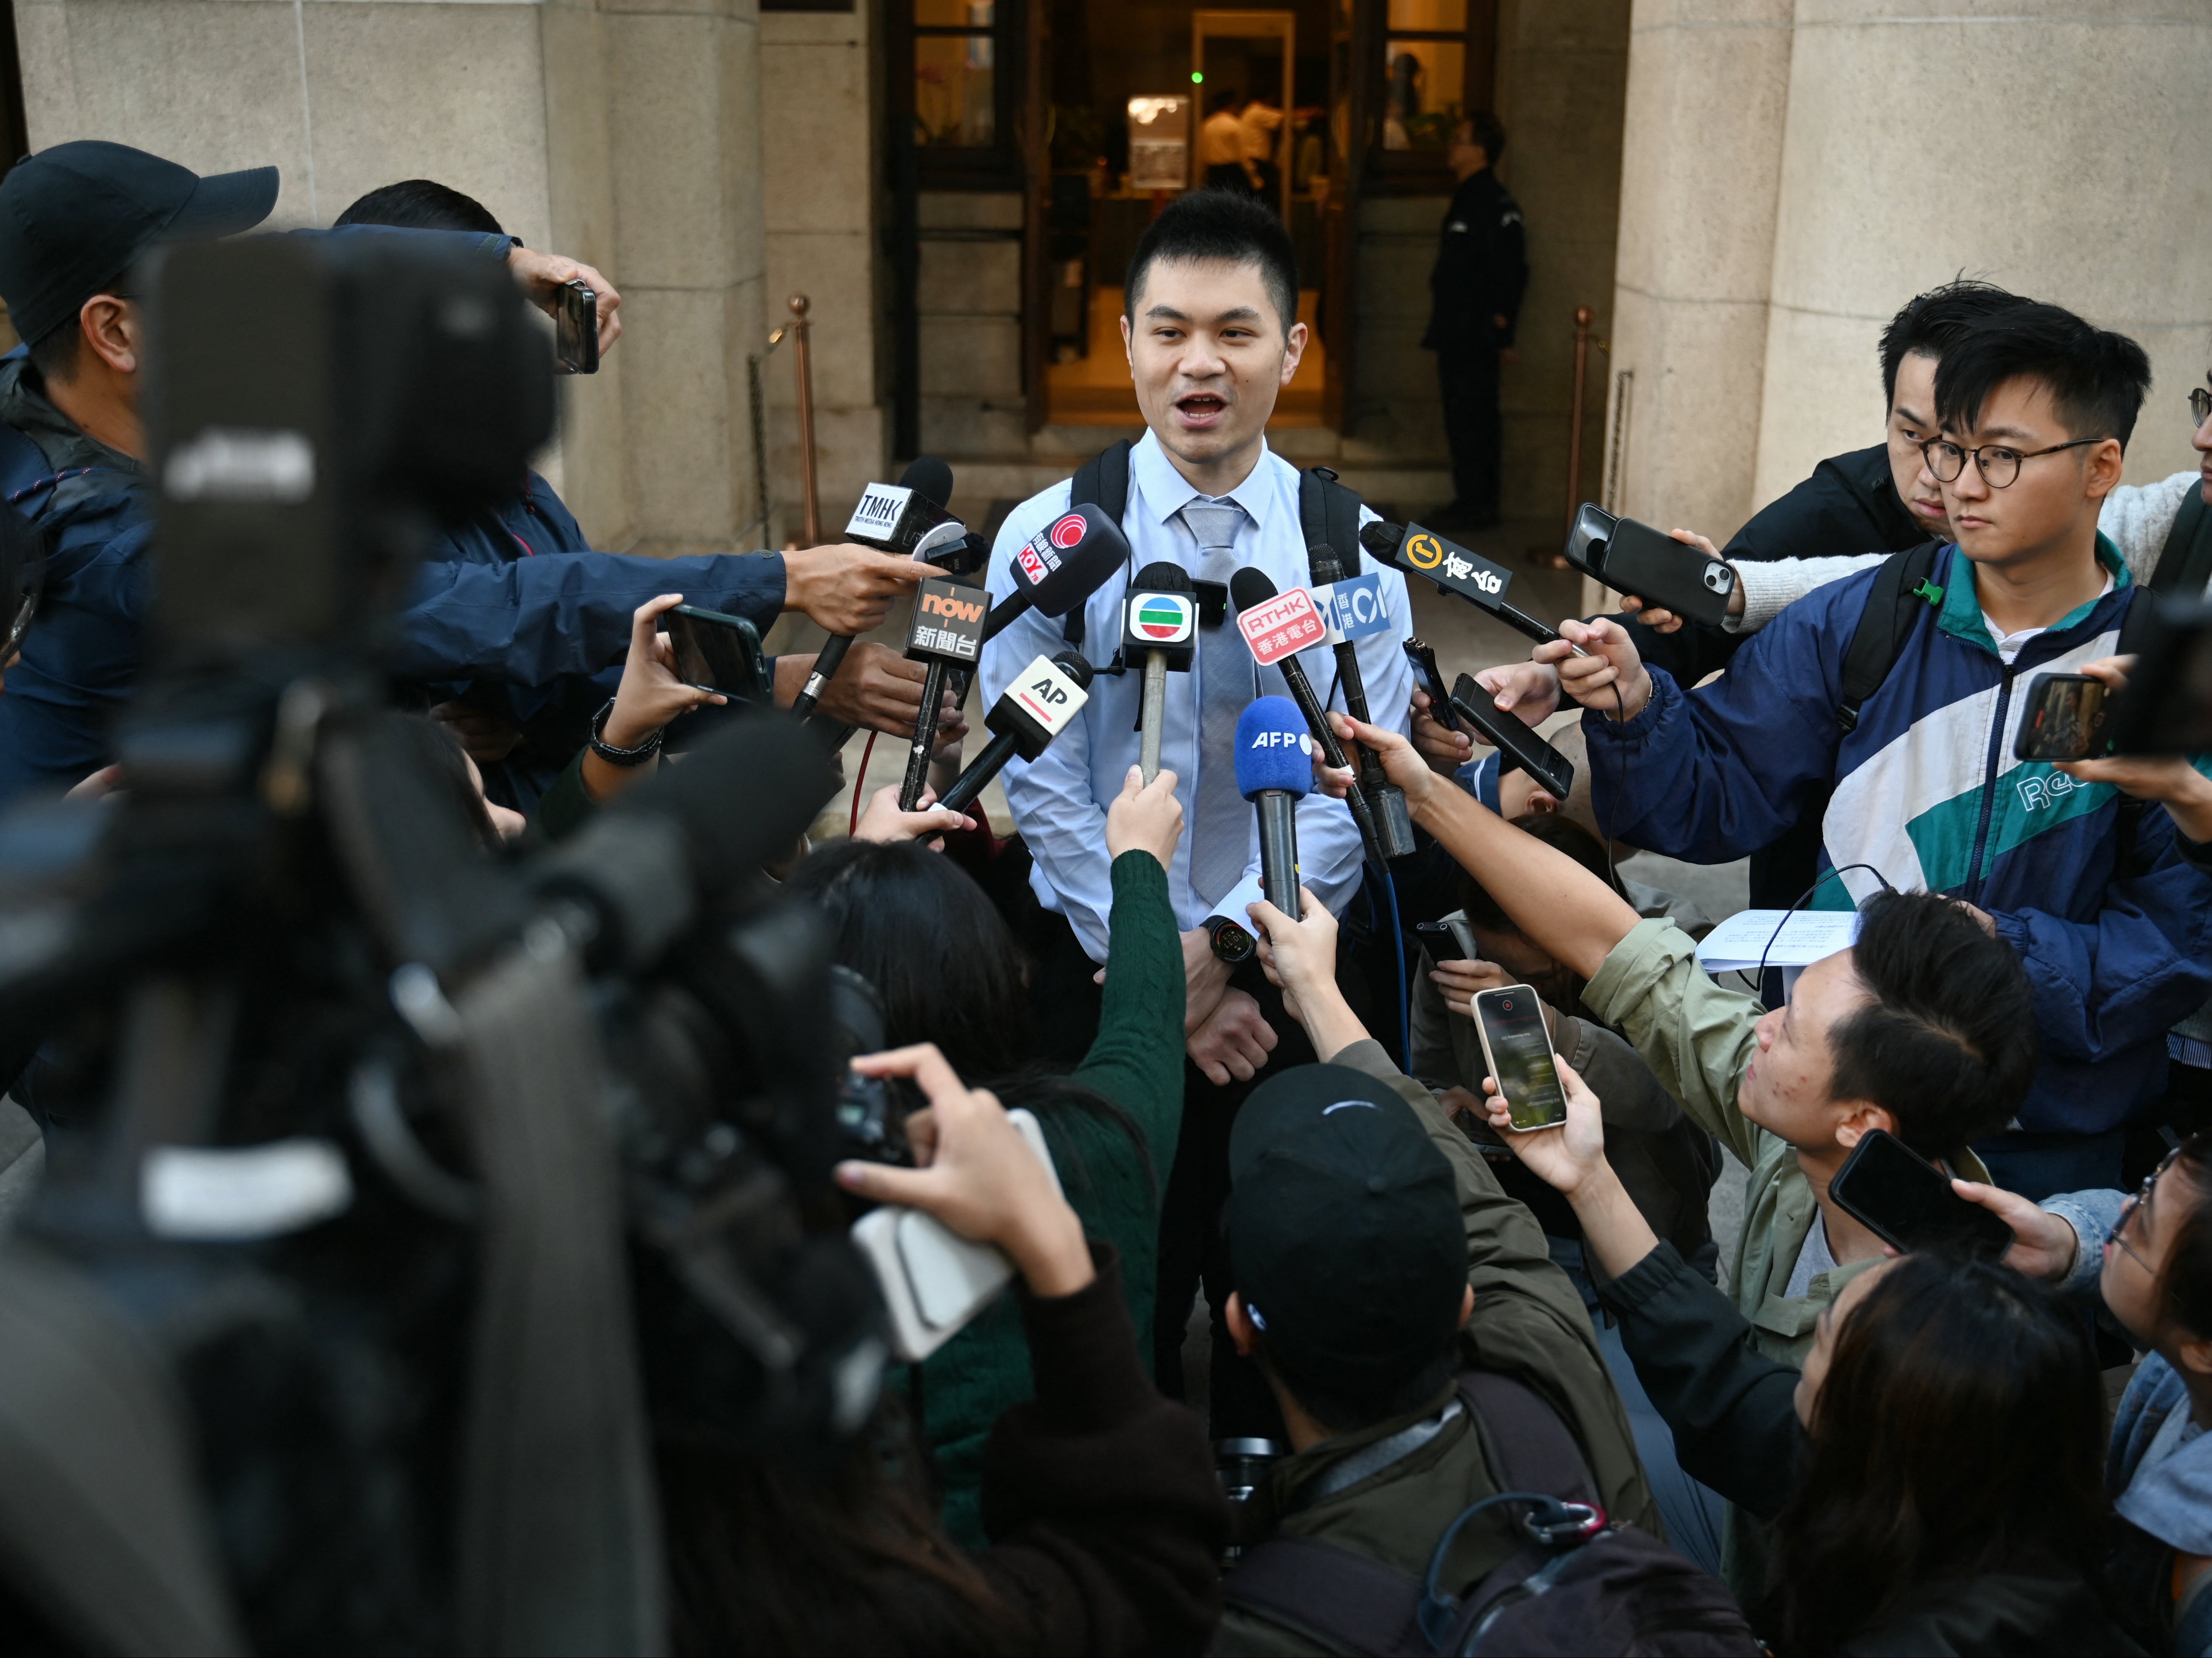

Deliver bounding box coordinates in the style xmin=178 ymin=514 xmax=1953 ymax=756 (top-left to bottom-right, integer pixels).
xmin=792 ymin=456 xmax=959 ymax=721
xmin=936 ymin=650 xmax=1095 ymax=816
xmin=980 ymin=504 xmax=1130 ymax=643
xmin=1227 ymin=566 xmax=1388 ymax=868
xmin=1234 ymin=696 xmax=1311 ymax=919
xmin=894 ymin=572 xmax=990 ymax=810
xmin=1359 ymin=520 xmax=1587 ymax=655
xmin=1122 ymin=560 xmax=1196 ymax=784
xmin=1309 ymin=547 xmax=1416 ymax=860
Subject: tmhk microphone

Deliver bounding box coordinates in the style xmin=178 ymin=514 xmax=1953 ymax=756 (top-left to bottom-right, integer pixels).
xmin=1227 ymin=566 xmax=1387 ymax=868
xmin=1122 ymin=560 xmax=1195 ymax=784
xmin=936 ymin=650 xmax=1095 ymax=816
xmin=1234 ymin=696 xmax=1311 ymax=920
xmin=981 ymin=504 xmax=1129 ymax=644
xmin=793 ymin=456 xmax=959 ymax=721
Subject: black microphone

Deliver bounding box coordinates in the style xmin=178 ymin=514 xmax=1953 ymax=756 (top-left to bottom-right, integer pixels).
xmin=936 ymin=650 xmax=1096 ymax=816
xmin=1122 ymin=560 xmax=1196 ymax=784
xmin=1227 ymin=566 xmax=1388 ymax=868
xmin=1310 ymin=546 xmax=1415 ymax=860
xmin=980 ymin=504 xmax=1129 ymax=643
xmin=1359 ymin=520 xmax=1587 ymax=655
xmin=1235 ymin=697 xmax=1312 ymax=918
xmin=792 ymin=456 xmax=958 ymax=720
xmin=894 ymin=572 xmax=990 ymax=810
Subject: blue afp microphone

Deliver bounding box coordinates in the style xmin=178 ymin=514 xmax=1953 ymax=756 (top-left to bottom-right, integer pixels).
xmin=1235 ymin=695 xmax=1312 ymax=919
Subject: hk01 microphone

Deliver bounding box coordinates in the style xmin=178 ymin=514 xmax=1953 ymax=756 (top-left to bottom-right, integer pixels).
xmin=1359 ymin=520 xmax=1586 ymax=656
xmin=1123 ymin=559 xmax=1196 ymax=784
xmin=1234 ymin=696 xmax=1311 ymax=920
xmin=936 ymin=650 xmax=1095 ymax=816
xmin=981 ymin=504 xmax=1130 ymax=643
xmin=793 ymin=456 xmax=962 ymax=721
xmin=1309 ymin=545 xmax=1415 ymax=861
xmin=1226 ymin=566 xmax=1387 ymax=867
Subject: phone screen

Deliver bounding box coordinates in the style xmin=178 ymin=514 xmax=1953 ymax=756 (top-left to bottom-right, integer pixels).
xmin=555 ymin=280 xmax=599 ymax=374
xmin=1830 ymin=1130 xmax=2010 ymax=1258
xmin=1414 ymin=920 xmax=1467 ymax=963
xmin=666 ymin=606 xmax=762 ymax=699
xmin=2015 ymin=672 xmax=2107 ymax=762
xmin=1474 ymin=986 xmax=1568 ymax=1131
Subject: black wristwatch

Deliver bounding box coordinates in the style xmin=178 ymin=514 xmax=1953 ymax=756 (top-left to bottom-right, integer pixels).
xmin=1205 ymin=914 xmax=1257 ymax=965
xmin=588 ymin=697 xmax=664 ymax=767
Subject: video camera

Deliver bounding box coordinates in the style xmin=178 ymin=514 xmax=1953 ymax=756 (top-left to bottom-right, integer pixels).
xmin=0 ymin=233 xmax=882 ymax=1655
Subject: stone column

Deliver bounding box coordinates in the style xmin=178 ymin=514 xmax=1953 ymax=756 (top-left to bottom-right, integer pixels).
xmin=1754 ymin=0 xmax=2212 ymax=503
xmin=1604 ymin=0 xmax=1794 ymax=535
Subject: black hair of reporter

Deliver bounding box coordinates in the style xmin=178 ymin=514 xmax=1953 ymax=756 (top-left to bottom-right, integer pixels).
xmin=335 ymin=178 xmax=505 ymax=236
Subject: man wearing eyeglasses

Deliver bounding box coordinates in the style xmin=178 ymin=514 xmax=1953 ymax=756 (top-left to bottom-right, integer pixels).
xmin=1539 ymin=302 xmax=2212 ymax=1198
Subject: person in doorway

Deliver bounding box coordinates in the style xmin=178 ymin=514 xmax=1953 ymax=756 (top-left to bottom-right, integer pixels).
xmin=1237 ymin=94 xmax=1285 ymax=205
xmin=1421 ymin=111 xmax=1524 ymax=533
xmin=1199 ymin=89 xmax=1253 ymax=194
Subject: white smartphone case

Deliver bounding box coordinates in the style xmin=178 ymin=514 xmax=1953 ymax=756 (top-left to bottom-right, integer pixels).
xmin=849 ymin=1108 xmax=1064 ymax=1364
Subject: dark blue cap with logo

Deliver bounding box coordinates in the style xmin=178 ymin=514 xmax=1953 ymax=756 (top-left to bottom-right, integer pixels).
xmin=0 ymin=140 xmax=279 ymax=347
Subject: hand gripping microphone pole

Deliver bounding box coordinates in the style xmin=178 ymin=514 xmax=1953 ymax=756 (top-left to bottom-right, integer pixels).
xmin=894 ymin=572 xmax=990 ymax=810
xmin=792 ymin=455 xmax=958 ymax=721
xmin=1226 ymin=567 xmax=1389 ymax=869
xmin=1235 ymin=697 xmax=1312 ymax=918
xmin=1123 ymin=560 xmax=1195 ymax=783
xmin=1310 ymin=546 xmax=1416 ymax=860
xmin=936 ymin=650 xmax=1095 ymax=816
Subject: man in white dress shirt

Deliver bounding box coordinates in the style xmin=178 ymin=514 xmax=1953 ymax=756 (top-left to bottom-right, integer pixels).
xmin=980 ymin=187 xmax=1416 ymax=1434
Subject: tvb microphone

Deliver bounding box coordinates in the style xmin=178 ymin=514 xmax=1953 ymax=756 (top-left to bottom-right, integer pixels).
xmin=981 ymin=504 xmax=1130 ymax=644
xmin=792 ymin=456 xmax=960 ymax=720
xmin=895 ymin=573 xmax=989 ymax=810
xmin=1122 ymin=560 xmax=1195 ymax=784
xmin=1359 ymin=520 xmax=1587 ymax=655
xmin=1227 ymin=566 xmax=1388 ymax=868
xmin=1310 ymin=546 xmax=1416 ymax=860
xmin=1234 ymin=696 xmax=1312 ymax=919
xmin=936 ymin=650 xmax=1095 ymax=816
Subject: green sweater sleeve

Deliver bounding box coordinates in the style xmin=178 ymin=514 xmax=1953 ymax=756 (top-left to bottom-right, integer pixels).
xmin=1067 ymin=850 xmax=1187 ymax=1173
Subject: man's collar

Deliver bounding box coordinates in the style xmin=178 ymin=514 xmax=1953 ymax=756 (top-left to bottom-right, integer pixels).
xmin=1938 ymin=532 xmax=2131 ymax=653
xmin=1131 ymin=427 xmax=1279 ymax=527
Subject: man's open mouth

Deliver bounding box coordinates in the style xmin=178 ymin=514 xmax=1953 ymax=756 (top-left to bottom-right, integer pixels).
xmin=1174 ymin=392 xmax=1229 ymax=422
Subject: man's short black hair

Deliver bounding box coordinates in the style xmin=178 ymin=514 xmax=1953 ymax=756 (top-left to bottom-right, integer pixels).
xmin=335 ymin=179 xmax=505 ymax=238
xmin=1830 ymin=891 xmax=2039 ymax=1154
xmin=26 ymin=322 xmax=79 ymax=386
xmin=1124 ymin=186 xmax=1299 ymax=334
xmin=1933 ymin=301 xmax=2153 ymax=450
xmin=1877 ymin=278 xmax=2030 ymax=411
xmin=1207 ymin=87 xmax=1243 ymax=115
xmin=1460 ymin=110 xmax=1507 ymax=162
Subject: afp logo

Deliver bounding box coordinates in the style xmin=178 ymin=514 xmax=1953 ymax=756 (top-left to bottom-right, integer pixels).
xmin=1248 ymin=729 xmax=1312 ymax=754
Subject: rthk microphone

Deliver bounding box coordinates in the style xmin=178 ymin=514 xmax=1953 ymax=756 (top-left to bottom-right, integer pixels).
xmin=937 ymin=650 xmax=1095 ymax=816
xmin=793 ymin=456 xmax=961 ymax=721
xmin=982 ymin=504 xmax=1129 ymax=643
xmin=1311 ymin=545 xmax=1415 ymax=860
xmin=896 ymin=574 xmax=989 ymax=810
xmin=1227 ymin=566 xmax=1388 ymax=868
xmin=1359 ymin=520 xmax=1586 ymax=655
xmin=1123 ymin=559 xmax=1195 ymax=784
xmin=1235 ymin=696 xmax=1311 ymax=920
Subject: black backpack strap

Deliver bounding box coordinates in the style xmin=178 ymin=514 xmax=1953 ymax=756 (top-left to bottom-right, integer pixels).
xmin=1455 ymin=1370 xmax=1601 ymax=1506
xmin=1837 ymin=538 xmax=1944 ymax=733
xmin=1061 ymin=440 xmax=1134 ymax=649
xmin=1222 ymin=1536 xmax=1427 ymax=1655
xmin=2147 ymin=484 xmax=2212 ymax=599
xmin=1297 ymin=464 xmax=1366 ymax=582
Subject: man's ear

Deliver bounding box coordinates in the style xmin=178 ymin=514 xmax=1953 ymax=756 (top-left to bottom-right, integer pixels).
xmin=1225 ymin=1290 xmax=1260 ymax=1358
xmin=1279 ymin=319 xmax=1309 ymax=386
xmin=2177 ymin=1333 xmax=2212 ymax=1384
xmin=1455 ymin=1284 xmax=1474 ymax=1332
xmin=79 ymin=296 xmax=138 ymax=376
xmin=2084 ymin=436 xmax=2126 ymax=503
xmin=1119 ymin=310 xmax=1135 ymax=371
xmin=1832 ymin=1101 xmax=1896 ymax=1152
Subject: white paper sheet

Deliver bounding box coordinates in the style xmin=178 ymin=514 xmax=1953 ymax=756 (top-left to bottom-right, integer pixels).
xmin=1696 ymin=909 xmax=1861 ymax=974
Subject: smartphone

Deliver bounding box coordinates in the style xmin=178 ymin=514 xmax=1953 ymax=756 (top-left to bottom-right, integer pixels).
xmin=1470 ymin=985 xmax=1569 ymax=1133
xmin=665 ymin=604 xmax=766 ymax=701
xmin=1449 ymin=674 xmax=1575 ymax=804
xmin=1828 ymin=1129 xmax=2011 ymax=1259
xmin=1414 ymin=918 xmax=1476 ymax=964
xmin=1403 ymin=637 xmax=1463 ymax=732
xmin=849 ymin=1108 xmax=1061 ymax=1362
xmin=554 ymin=279 xmax=599 ymax=375
xmin=1563 ymin=503 xmax=1736 ymax=629
xmin=2014 ymin=671 xmax=2110 ymax=762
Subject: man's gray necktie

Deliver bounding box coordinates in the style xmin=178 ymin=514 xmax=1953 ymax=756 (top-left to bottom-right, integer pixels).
xmin=1182 ymin=499 xmax=1254 ymax=909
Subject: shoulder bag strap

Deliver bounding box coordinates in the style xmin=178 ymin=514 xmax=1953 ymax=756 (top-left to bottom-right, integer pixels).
xmin=1222 ymin=1534 xmax=1428 ymax=1656
xmin=1837 ymin=538 xmax=1943 ymax=733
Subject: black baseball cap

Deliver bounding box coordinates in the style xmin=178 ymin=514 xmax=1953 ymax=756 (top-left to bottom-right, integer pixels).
xmin=1226 ymin=1064 xmax=1467 ymax=1398
xmin=0 ymin=141 xmax=279 ymax=348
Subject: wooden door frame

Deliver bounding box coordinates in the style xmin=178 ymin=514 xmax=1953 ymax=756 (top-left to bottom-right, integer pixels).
xmin=1190 ymin=9 xmax=1297 ymax=223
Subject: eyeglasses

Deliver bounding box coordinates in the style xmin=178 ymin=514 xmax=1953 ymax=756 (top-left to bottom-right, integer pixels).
xmin=2112 ymin=1144 xmax=2184 ymax=1273
xmin=1921 ymin=436 xmax=2105 ymax=490
xmin=2191 ymin=387 xmax=2211 ymax=430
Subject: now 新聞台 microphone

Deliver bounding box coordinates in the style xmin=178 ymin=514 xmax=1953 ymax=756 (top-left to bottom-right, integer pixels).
xmin=1359 ymin=520 xmax=1586 ymax=656
xmin=1309 ymin=544 xmax=1415 ymax=860
xmin=1235 ymin=695 xmax=1311 ymax=919
xmin=1227 ymin=566 xmax=1388 ymax=868
xmin=1123 ymin=559 xmax=1195 ymax=784
xmin=935 ymin=650 xmax=1095 ymax=816
xmin=895 ymin=569 xmax=990 ymax=810
xmin=792 ymin=456 xmax=964 ymax=721
xmin=981 ymin=504 xmax=1129 ymax=644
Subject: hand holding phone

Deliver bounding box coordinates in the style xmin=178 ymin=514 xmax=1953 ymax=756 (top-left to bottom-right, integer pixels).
xmin=1827 ymin=1130 xmax=2012 ymax=1259
xmin=665 ymin=604 xmax=767 ymax=701
xmin=554 ymin=279 xmax=599 ymax=374
xmin=1470 ymin=984 xmax=1569 ymax=1132
xmin=1563 ymin=503 xmax=1736 ymax=628
xmin=1449 ymin=674 xmax=1576 ymax=803
xmin=2014 ymin=671 xmax=2110 ymax=762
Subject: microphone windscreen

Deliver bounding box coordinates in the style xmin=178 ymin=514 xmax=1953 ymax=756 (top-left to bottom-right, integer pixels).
xmin=1021 ymin=504 xmax=1130 ymax=616
xmin=607 ymin=707 xmax=838 ymax=891
xmin=1048 ymin=648 xmax=1097 ymax=690
xmin=1234 ymin=696 xmax=1314 ymax=801
xmin=1229 ymin=565 xmax=1277 ymax=614
xmin=1132 ymin=559 xmax=1193 ymax=593
xmin=899 ymin=455 xmax=954 ymax=511
xmin=1359 ymin=521 xmax=1402 ymax=558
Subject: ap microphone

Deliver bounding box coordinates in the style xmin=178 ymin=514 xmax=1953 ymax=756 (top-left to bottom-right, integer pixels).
xmin=936 ymin=650 xmax=1095 ymax=816
xmin=1227 ymin=566 xmax=1387 ymax=868
xmin=1310 ymin=546 xmax=1415 ymax=860
xmin=981 ymin=504 xmax=1129 ymax=644
xmin=792 ymin=456 xmax=961 ymax=720
xmin=1123 ymin=560 xmax=1196 ymax=784
xmin=1359 ymin=520 xmax=1586 ymax=655
xmin=1234 ymin=696 xmax=1311 ymax=919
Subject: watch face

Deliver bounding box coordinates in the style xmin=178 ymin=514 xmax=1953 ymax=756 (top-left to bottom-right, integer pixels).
xmin=1211 ymin=919 xmax=1256 ymax=962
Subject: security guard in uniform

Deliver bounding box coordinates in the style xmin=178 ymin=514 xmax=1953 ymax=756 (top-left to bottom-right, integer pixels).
xmin=1422 ymin=111 xmax=1526 ymax=532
